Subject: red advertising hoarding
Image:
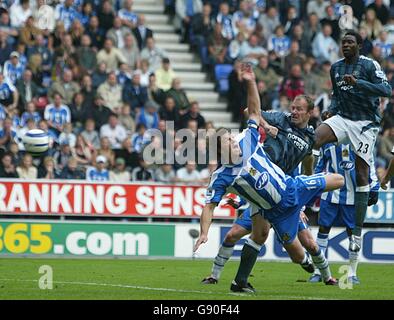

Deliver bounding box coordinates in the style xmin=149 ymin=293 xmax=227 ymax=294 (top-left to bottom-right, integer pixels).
xmin=0 ymin=180 xmax=236 ymax=219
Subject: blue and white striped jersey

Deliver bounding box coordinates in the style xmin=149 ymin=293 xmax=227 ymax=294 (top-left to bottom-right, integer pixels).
xmin=206 ymin=120 xmax=297 ymax=214
xmin=21 ymin=111 xmax=42 ymax=127
xmin=316 ymin=143 xmax=379 ymax=205
xmin=0 ymin=104 xmax=6 ymax=121
xmin=0 ymin=78 xmax=16 ymax=101
xmin=3 ymin=61 xmax=25 ymax=84
xmin=118 ymin=9 xmax=138 ymax=26
xmin=86 ymin=167 xmax=109 ymax=181
xmin=44 ymin=104 xmax=71 ymax=127
xmin=55 ymin=4 xmax=80 ymax=30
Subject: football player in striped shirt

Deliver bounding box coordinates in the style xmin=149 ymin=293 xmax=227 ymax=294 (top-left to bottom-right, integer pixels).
xmin=313 ymin=30 xmax=392 ymax=254
xmin=381 ymin=146 xmax=394 ymax=190
xmin=194 ymin=65 xmax=343 ymax=292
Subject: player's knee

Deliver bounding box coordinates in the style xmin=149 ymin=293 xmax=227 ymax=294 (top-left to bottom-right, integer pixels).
xmin=304 ymin=240 xmax=319 ymax=254
xmin=250 ymin=230 xmax=269 ymax=245
xmin=224 ymin=230 xmax=242 ymax=244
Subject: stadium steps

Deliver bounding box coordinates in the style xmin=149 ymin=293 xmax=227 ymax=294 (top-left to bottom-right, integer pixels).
xmin=134 ymin=0 xmax=239 ymax=130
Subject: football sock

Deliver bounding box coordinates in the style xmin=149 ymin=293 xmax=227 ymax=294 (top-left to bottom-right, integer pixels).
xmin=353 ymin=187 xmax=370 ymax=237
xmin=314 ymin=232 xmax=329 ymax=276
xmin=211 ymin=242 xmax=234 ymax=280
xmin=234 ymin=238 xmax=262 ymax=287
xmin=349 ymin=245 xmax=359 ymax=277
xmin=311 ymin=248 xmax=331 ymax=282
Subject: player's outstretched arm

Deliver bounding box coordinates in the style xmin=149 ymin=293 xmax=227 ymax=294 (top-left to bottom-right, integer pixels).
xmin=381 ymin=158 xmax=394 ymax=190
xmin=241 ymin=64 xmax=260 ymax=124
xmin=194 ymin=203 xmax=217 ymax=252
xmin=323 ymin=173 xmax=345 ymax=192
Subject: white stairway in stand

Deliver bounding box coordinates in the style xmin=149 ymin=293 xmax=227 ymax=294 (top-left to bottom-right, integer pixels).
xmin=133 ymin=0 xmax=239 ymax=130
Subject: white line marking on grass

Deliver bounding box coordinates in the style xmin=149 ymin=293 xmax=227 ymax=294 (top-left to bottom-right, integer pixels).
xmin=0 ymin=278 xmax=330 ymax=300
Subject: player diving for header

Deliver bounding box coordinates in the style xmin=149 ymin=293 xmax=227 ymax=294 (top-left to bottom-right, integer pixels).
xmin=194 ymin=65 xmax=344 ymax=292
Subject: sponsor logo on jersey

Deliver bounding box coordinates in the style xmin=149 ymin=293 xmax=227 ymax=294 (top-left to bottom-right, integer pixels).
xmin=339 ymin=160 xmax=355 ymax=171
xmin=255 ymin=172 xmax=269 ymax=190
xmin=205 ymin=188 xmax=215 ymax=200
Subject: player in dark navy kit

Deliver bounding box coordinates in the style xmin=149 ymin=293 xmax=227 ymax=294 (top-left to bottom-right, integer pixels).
xmin=201 ymin=96 xmax=318 ymax=287
xmin=313 ymin=30 xmax=392 ymax=254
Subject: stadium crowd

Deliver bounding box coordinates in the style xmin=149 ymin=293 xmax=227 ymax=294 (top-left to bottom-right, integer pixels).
xmin=0 ymin=0 xmax=393 ymax=187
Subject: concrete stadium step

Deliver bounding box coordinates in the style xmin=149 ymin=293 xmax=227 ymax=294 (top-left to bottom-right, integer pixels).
xmin=176 ymin=71 xmax=206 ymax=82
xmin=186 ymin=91 xmax=219 ymax=103
xmin=134 ymin=5 xmax=164 ymax=14
xmin=201 ymin=111 xmax=232 ymax=122
xmin=199 ymin=102 xmax=227 ymax=111
xmin=151 ymin=24 xmax=176 ymax=33
xmin=167 ymin=52 xmax=195 ymax=63
xmin=157 ymin=42 xmax=190 ymax=52
xmin=145 ymin=14 xmax=169 ymax=24
xmin=182 ymin=82 xmax=215 ymax=91
xmin=172 ymin=62 xmax=201 ymax=72
xmin=155 ymin=33 xmax=181 ymax=42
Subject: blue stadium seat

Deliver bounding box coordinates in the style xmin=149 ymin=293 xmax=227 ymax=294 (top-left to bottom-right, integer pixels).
xmin=215 ymin=64 xmax=233 ymax=94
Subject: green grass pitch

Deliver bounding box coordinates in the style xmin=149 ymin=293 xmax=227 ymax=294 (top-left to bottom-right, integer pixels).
xmin=0 ymin=258 xmax=393 ymax=300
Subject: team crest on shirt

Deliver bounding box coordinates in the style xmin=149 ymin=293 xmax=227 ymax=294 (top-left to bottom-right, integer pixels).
xmin=249 ymin=167 xmax=257 ymax=176
xmin=281 ymin=233 xmax=291 ymax=242
xmin=255 ymin=172 xmax=269 ymax=190
xmin=205 ymin=188 xmax=215 ymax=200
xmin=342 ymin=148 xmax=349 ymax=158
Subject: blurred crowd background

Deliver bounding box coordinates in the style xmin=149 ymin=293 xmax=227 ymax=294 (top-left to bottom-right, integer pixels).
xmin=0 ymin=0 xmax=393 ymax=188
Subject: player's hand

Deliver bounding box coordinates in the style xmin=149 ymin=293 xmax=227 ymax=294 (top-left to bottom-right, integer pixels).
xmin=225 ymin=198 xmax=241 ymax=209
xmin=194 ymin=234 xmax=208 ymax=252
xmin=241 ymin=63 xmax=255 ymax=82
xmin=300 ymin=211 xmax=309 ymax=224
xmin=380 ymin=173 xmax=389 ymax=190
xmin=265 ymin=125 xmax=278 ymax=138
xmin=343 ymin=74 xmax=357 ymax=85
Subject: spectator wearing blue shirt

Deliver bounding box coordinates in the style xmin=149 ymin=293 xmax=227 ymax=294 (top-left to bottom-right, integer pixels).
xmin=0 ymin=72 xmax=19 ymax=111
xmin=267 ymin=25 xmax=291 ymax=58
xmin=136 ymin=100 xmax=159 ymax=130
xmin=55 ymin=0 xmax=81 ymax=31
xmin=131 ymin=123 xmax=148 ymax=153
xmin=21 ymin=101 xmax=41 ymax=127
xmin=3 ymin=52 xmax=25 ymax=85
xmin=0 ymin=117 xmax=17 ymax=150
xmin=216 ymin=2 xmax=234 ymax=40
xmin=118 ymin=0 xmax=138 ymax=29
xmin=43 ymin=93 xmax=71 ymax=135
xmin=86 ymin=155 xmax=110 ymax=181
xmin=373 ymin=30 xmax=393 ymax=58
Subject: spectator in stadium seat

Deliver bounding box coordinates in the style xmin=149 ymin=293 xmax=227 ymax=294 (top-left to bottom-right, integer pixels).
xmin=312 ymin=23 xmax=339 ymax=64
xmin=76 ymin=35 xmax=97 ymax=75
xmin=91 ymin=62 xmax=108 ymax=90
xmin=373 ymin=30 xmax=393 ymax=58
xmin=3 ymin=51 xmax=25 ymax=85
xmin=0 ymin=11 xmax=18 ymax=44
xmin=100 ymin=114 xmax=128 ymax=150
xmin=367 ymin=0 xmax=390 ymax=25
xmin=73 ymin=134 xmax=96 ymax=168
xmin=190 ymin=3 xmax=214 ymax=55
xmin=38 ymin=156 xmax=59 ymax=179
xmin=232 ymin=0 xmax=257 ymax=39
xmin=176 ymin=161 xmax=201 ymax=185
xmin=120 ymin=33 xmax=141 ymax=70
xmin=58 ymin=123 xmax=77 ymax=148
xmin=175 ymin=0 xmax=203 ymax=43
xmin=15 ymin=69 xmax=39 ymax=113
xmin=48 ymin=69 xmax=80 ymax=105
xmin=0 ymin=152 xmax=18 ymax=178
xmin=140 ymin=37 xmax=168 ymax=73
xmin=97 ymin=0 xmax=115 ymax=32
xmin=180 ymin=101 xmax=205 ymax=129
xmin=117 ymin=137 xmax=140 ymax=170
xmin=86 ymin=155 xmax=110 ymax=181
xmin=97 ymin=137 xmax=115 ymax=168
xmin=20 ymin=102 xmax=41 ymax=127
xmin=10 ymin=0 xmax=32 ymax=29
xmin=207 ymin=23 xmax=231 ymax=68
xmin=132 ymin=14 xmax=153 ymax=51
xmin=166 ymin=78 xmax=190 ymax=114
xmin=16 ymin=153 xmax=37 ymax=179
xmin=85 ymin=15 xmax=105 ymax=50
xmin=118 ymin=0 xmax=138 ymax=29
xmin=44 ymin=93 xmax=71 ymax=136
xmin=360 ymin=8 xmax=383 ymax=40
xmin=320 ymin=5 xmax=341 ymax=42
xmin=156 ymin=58 xmax=176 ymax=92
xmin=282 ymin=5 xmax=300 ymax=36
xmin=0 ymin=31 xmax=13 ymax=66
xmin=19 ymin=15 xmax=42 ymax=47
xmin=81 ymin=119 xmax=100 ymax=150
xmin=240 ymin=33 xmax=268 ymax=65
xmin=307 ymin=0 xmax=329 ymax=20
xmin=97 ymin=72 xmax=123 ymax=113
xmin=159 ymin=96 xmax=181 ymax=129
xmin=136 ymin=100 xmax=159 ymax=130
xmin=109 ymin=157 xmax=131 ymax=182
xmin=291 ymin=24 xmax=311 ymax=57
xmin=54 ymin=0 xmax=79 ymax=31
xmin=131 ymin=123 xmax=147 ymax=153
xmin=69 ymin=92 xmax=91 ymax=132
xmin=139 ymin=59 xmax=150 ymax=87
xmin=106 ymin=16 xmax=132 ymax=49
xmin=258 ymin=6 xmax=281 ymax=40
xmin=254 ymin=55 xmax=280 ymax=93
xmin=122 ymin=70 xmax=149 ymax=113
xmin=279 ymin=64 xmax=305 ymax=101
xmin=155 ymin=163 xmax=176 ymax=183
xmin=147 ymin=73 xmax=166 ymax=106
xmin=131 ymin=156 xmax=154 ymax=181
xmin=215 ymin=2 xmax=234 ymax=41
xmin=302 ymin=12 xmax=321 ymax=54
xmin=284 ymin=41 xmax=306 ymax=76
xmin=119 ymin=104 xmax=136 ymax=135
xmin=80 ymin=75 xmax=96 ymax=109
xmin=379 ymin=127 xmax=394 ymax=165
xmin=90 ymin=94 xmax=115 ymax=131
xmin=53 ymin=141 xmax=73 ymax=172
xmin=59 ymin=157 xmax=85 ymax=180
xmin=96 ymin=38 xmax=127 ymax=73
